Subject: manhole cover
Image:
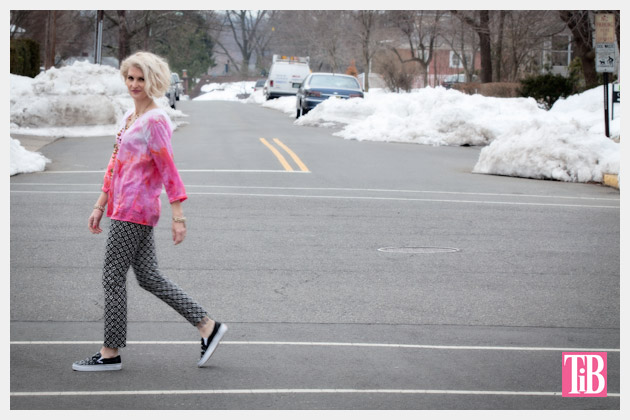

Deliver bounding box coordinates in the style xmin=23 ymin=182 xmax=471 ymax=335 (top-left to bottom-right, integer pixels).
xmin=378 ymin=246 xmax=460 ymax=254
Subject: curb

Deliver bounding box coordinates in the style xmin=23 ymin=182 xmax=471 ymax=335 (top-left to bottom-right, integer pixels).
xmin=603 ymin=174 xmax=619 ymax=189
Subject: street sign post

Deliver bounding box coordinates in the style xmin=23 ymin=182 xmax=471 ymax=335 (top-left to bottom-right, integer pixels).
xmin=595 ymin=13 xmax=616 ymax=138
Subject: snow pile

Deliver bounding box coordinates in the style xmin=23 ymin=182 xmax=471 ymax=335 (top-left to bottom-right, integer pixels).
xmin=10 ymin=137 xmax=50 ymax=176
xmin=10 ymin=61 xmax=188 ymax=175
xmin=292 ymin=85 xmax=620 ymax=183
xmin=472 ymin=120 xmax=619 ymax=182
xmin=550 ymin=85 xmax=621 ymax=136
xmin=10 ymin=61 xmax=186 ymax=137
xmin=194 ymin=81 xmax=256 ymax=101
xmin=245 ymin=88 xmax=266 ymax=104
xmin=473 ymin=85 xmax=620 ymax=182
xmin=261 ymin=96 xmax=296 ymax=114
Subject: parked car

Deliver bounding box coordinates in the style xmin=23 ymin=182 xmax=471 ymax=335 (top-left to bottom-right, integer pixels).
xmin=264 ymin=55 xmax=311 ymax=100
xmin=165 ymin=81 xmax=177 ymax=109
xmin=296 ymin=73 xmax=363 ymax=118
xmin=253 ymin=78 xmax=266 ymax=92
xmin=442 ymin=73 xmax=476 ymax=89
xmin=171 ymin=73 xmax=184 ymax=100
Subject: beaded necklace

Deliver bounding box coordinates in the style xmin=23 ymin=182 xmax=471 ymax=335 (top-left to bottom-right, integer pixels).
xmin=110 ymin=113 xmax=137 ymax=176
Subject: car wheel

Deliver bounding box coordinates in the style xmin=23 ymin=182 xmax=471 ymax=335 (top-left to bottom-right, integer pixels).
xmin=302 ymin=105 xmax=309 ymax=116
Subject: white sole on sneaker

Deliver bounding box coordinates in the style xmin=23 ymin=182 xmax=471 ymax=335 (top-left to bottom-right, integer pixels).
xmin=72 ymin=363 xmax=122 ymax=372
xmin=198 ymin=323 xmax=228 ymax=367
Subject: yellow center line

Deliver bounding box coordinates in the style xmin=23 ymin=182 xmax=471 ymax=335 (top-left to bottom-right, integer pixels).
xmin=273 ymin=138 xmax=310 ymax=172
xmin=259 ymin=138 xmax=294 ymax=171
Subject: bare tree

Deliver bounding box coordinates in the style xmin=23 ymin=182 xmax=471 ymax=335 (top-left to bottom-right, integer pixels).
xmin=252 ymin=10 xmax=276 ymax=75
xmin=388 ymin=10 xmax=444 ymax=87
xmin=116 ymin=11 xmax=130 ymax=62
xmin=439 ymin=13 xmax=479 ymax=82
xmin=314 ymin=10 xmax=352 ymax=73
xmin=210 ymin=10 xmax=269 ymax=77
xmin=267 ymin=11 xmax=354 ymax=73
xmin=354 ymin=10 xmax=382 ymax=91
xmin=11 ymin=11 xmax=98 ymax=67
xmin=493 ymin=11 xmax=506 ymax=81
xmin=500 ymin=11 xmax=565 ymax=81
xmin=10 ymin=11 xmax=32 ymax=39
xmin=452 ymin=10 xmax=493 ymax=83
xmin=558 ymin=11 xmax=597 ymax=87
xmin=266 ymin=11 xmax=316 ymax=69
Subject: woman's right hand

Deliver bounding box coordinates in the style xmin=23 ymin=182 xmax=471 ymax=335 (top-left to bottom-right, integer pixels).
xmin=88 ymin=209 xmax=104 ymax=234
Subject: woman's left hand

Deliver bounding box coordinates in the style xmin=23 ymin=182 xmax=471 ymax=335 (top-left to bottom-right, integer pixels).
xmin=172 ymin=221 xmax=186 ymax=245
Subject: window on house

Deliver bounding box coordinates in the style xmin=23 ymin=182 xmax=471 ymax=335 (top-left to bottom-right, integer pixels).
xmin=551 ymin=35 xmax=570 ymax=66
xmin=450 ymin=51 xmax=472 ymax=69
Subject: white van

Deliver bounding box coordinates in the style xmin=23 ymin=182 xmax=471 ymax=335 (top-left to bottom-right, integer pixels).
xmin=264 ymin=55 xmax=311 ymax=100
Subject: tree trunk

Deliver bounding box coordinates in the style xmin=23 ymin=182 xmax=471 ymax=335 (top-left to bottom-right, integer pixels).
xmin=494 ymin=10 xmax=506 ymax=82
xmin=451 ymin=10 xmax=492 ymax=83
xmin=559 ymin=11 xmax=597 ymax=87
xmin=478 ymin=11 xmax=492 ymax=83
xmin=358 ymin=11 xmax=375 ymax=92
xmin=44 ymin=10 xmax=56 ymax=69
xmin=117 ymin=11 xmax=130 ymax=63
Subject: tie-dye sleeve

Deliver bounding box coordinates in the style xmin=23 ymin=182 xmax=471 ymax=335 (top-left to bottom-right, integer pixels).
xmin=146 ymin=115 xmax=188 ymax=203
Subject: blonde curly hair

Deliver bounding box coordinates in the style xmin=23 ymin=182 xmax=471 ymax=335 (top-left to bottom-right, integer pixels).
xmin=120 ymin=51 xmax=171 ymax=99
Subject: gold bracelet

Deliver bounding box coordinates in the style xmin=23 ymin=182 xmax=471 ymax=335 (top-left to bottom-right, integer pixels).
xmin=173 ymin=216 xmax=187 ymax=223
xmin=94 ymin=204 xmax=105 ymax=212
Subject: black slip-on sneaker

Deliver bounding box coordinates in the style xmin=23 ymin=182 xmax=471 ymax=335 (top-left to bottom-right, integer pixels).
xmin=72 ymin=352 xmax=122 ymax=372
xmin=198 ymin=322 xmax=228 ymax=367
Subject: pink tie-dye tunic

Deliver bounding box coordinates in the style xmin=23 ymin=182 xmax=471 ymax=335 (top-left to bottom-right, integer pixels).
xmin=102 ymin=108 xmax=187 ymax=227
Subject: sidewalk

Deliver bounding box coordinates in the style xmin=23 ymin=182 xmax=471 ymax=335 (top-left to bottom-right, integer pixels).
xmin=11 ymin=134 xmax=60 ymax=152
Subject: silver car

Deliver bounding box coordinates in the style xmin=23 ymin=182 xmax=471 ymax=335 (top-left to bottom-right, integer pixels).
xmin=171 ymin=73 xmax=184 ymax=100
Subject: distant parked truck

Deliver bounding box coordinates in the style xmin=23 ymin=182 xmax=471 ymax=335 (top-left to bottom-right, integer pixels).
xmin=264 ymin=55 xmax=311 ymax=100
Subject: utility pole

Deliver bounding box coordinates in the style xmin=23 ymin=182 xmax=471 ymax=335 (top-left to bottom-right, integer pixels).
xmin=94 ymin=10 xmax=104 ymax=65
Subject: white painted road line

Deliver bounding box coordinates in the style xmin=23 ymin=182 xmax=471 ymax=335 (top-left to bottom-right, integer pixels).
xmin=10 ymin=183 xmax=620 ymax=202
xmin=41 ymin=169 xmax=311 ymax=174
xmin=9 ymin=190 xmax=620 ymax=209
xmin=9 ymin=340 xmax=620 ymax=352
xmin=9 ymin=389 xmax=621 ymax=397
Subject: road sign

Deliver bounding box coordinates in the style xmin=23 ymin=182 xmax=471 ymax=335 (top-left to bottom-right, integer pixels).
xmin=595 ymin=14 xmax=616 ymax=44
xmin=596 ymin=43 xmax=616 ymax=73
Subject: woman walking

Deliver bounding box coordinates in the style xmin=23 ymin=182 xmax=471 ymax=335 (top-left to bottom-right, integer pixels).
xmin=72 ymin=51 xmax=227 ymax=371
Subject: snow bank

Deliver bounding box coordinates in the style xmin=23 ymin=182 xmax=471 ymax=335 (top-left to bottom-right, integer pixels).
xmin=292 ymin=85 xmax=620 ymax=183
xmin=10 ymin=61 xmax=186 ymax=136
xmin=472 ymin=120 xmax=619 ymax=182
xmin=10 ymin=138 xmax=50 ymax=176
xmin=194 ymin=81 xmax=256 ymax=101
xmin=10 ymin=61 xmax=187 ymax=175
xmin=261 ymin=96 xmax=296 ymax=114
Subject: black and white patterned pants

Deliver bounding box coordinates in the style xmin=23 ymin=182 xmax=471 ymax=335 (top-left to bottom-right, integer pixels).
xmin=102 ymin=219 xmax=209 ymax=348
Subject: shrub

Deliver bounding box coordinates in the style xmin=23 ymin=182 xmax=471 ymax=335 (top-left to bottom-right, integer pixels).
xmin=453 ymin=82 xmax=522 ymax=98
xmin=10 ymin=38 xmax=40 ymax=78
xmin=518 ymin=73 xmax=575 ymax=109
xmin=374 ymin=51 xmax=419 ymax=93
xmin=345 ymin=60 xmax=358 ymax=78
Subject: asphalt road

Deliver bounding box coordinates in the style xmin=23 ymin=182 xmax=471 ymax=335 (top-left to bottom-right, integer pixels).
xmin=10 ymin=99 xmax=620 ymax=410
